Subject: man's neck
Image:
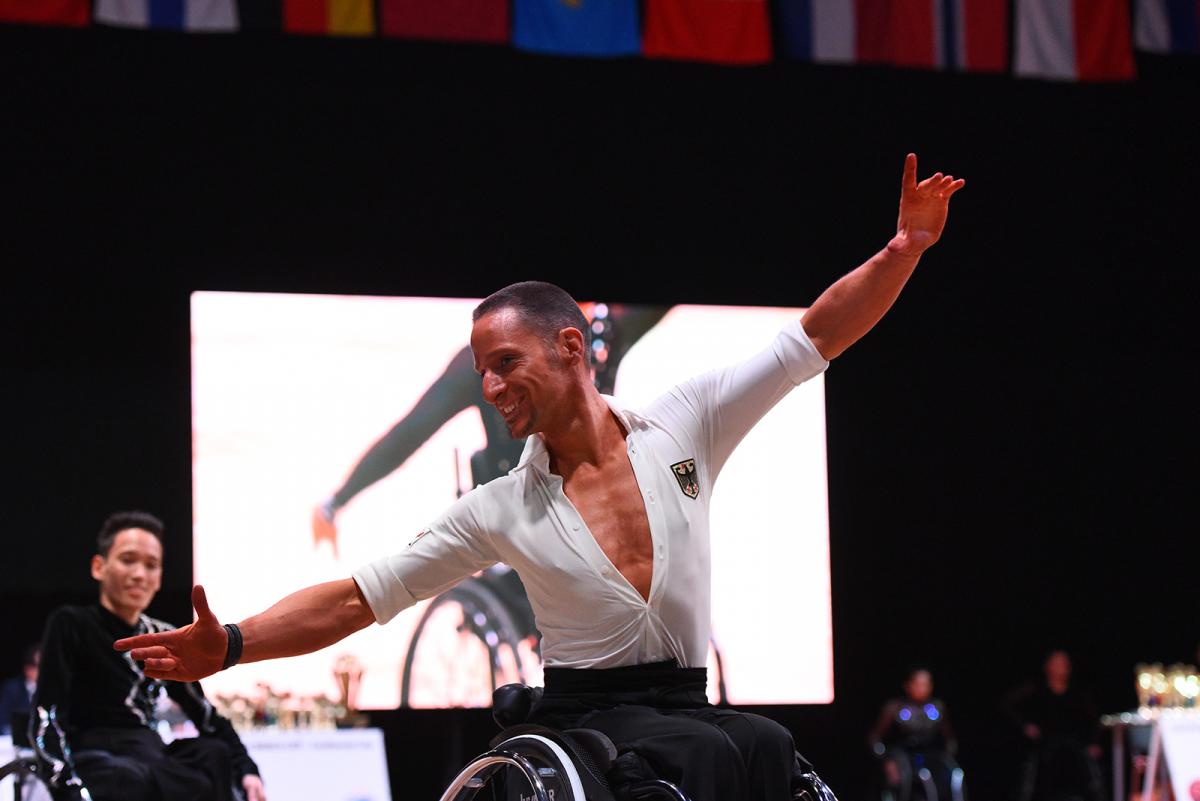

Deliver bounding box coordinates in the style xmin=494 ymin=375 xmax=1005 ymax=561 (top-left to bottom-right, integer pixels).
xmin=544 ymin=389 xmax=626 ymax=479
xmin=100 ymin=595 xmax=143 ymax=627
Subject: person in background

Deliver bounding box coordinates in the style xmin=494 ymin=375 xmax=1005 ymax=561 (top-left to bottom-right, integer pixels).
xmin=33 ymin=511 xmax=265 ymax=801
xmin=869 ymin=665 xmax=963 ymax=801
xmin=1005 ymin=649 xmax=1104 ymax=801
xmin=0 ymin=643 xmax=39 ymax=736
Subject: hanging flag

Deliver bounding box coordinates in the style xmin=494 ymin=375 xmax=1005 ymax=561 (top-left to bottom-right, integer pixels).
xmin=1135 ymin=0 xmax=1200 ymax=54
xmin=513 ymin=0 xmax=640 ymax=57
xmin=0 ymin=0 xmax=89 ymax=26
xmin=642 ymin=0 xmax=772 ymax=65
xmin=236 ymin=1 xmax=281 ymax=31
xmin=285 ymin=0 xmax=374 ymax=36
xmin=95 ymin=0 xmax=237 ymax=30
xmin=778 ymin=0 xmax=1007 ymax=72
xmin=1015 ymin=0 xmax=1136 ymax=81
xmin=379 ymin=0 xmax=507 ymax=44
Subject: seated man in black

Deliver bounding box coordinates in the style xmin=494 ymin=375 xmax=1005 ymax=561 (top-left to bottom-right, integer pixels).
xmin=1005 ymin=650 xmax=1103 ymax=801
xmin=33 ymin=511 xmax=266 ymax=801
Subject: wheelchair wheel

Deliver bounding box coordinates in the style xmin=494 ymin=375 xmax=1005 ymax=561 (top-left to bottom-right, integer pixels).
xmin=400 ymin=576 xmax=536 ymax=708
xmin=438 ymin=732 xmax=585 ymax=801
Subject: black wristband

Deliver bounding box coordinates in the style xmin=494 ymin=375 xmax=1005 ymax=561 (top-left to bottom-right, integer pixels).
xmin=221 ymin=623 xmax=243 ymax=670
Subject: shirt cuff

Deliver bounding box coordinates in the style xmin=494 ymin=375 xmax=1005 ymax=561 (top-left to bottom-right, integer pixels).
xmin=352 ymin=558 xmax=418 ymax=625
xmin=775 ymin=319 xmax=830 ymax=384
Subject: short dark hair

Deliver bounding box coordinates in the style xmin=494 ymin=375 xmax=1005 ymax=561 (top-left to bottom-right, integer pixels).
xmin=96 ymin=510 xmax=164 ymax=557
xmin=472 ymin=281 xmax=592 ymax=353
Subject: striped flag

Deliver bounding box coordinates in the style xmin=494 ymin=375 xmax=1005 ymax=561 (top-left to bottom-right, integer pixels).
xmin=236 ymin=1 xmax=281 ymax=31
xmin=0 ymin=0 xmax=89 ymax=26
xmin=514 ymin=0 xmax=640 ymax=57
xmin=380 ymin=0 xmax=507 ymax=43
xmin=643 ymin=0 xmax=772 ymax=65
xmin=285 ymin=0 xmax=374 ymax=36
xmin=779 ymin=0 xmax=1007 ymax=72
xmin=1015 ymin=0 xmax=1136 ymax=81
xmin=1135 ymin=0 xmax=1200 ymax=54
xmin=95 ymin=0 xmax=237 ymax=30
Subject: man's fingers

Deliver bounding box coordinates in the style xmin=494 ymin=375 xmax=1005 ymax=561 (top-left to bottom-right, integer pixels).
xmin=903 ymin=152 xmax=918 ymax=190
xmin=192 ymin=584 xmax=217 ymax=622
xmin=143 ymin=657 xmax=178 ymax=672
xmin=917 ymin=172 xmax=944 ymax=191
xmin=114 ymin=633 xmax=166 ymax=652
xmin=129 ymin=645 xmax=172 ymax=660
xmin=946 ymin=178 xmax=966 ymax=196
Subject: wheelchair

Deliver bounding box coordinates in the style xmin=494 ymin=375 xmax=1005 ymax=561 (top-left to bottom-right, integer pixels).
xmin=0 ymin=708 xmax=89 ymax=801
xmin=436 ymin=683 xmax=840 ymax=801
xmin=877 ymin=749 xmax=965 ymax=801
xmin=1 ymin=708 xmax=250 ymax=801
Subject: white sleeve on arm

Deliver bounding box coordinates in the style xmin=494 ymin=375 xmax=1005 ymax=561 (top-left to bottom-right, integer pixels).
xmin=352 ymin=492 xmax=499 ymax=625
xmin=662 ymin=318 xmax=828 ymax=482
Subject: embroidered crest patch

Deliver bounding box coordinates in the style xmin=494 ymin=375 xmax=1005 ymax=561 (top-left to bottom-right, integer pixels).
xmin=670 ymin=459 xmax=700 ymax=500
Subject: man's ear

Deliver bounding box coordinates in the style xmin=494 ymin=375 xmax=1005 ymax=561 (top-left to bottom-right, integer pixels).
xmin=90 ymin=554 xmax=105 ymax=581
xmin=558 ymin=327 xmax=586 ymax=365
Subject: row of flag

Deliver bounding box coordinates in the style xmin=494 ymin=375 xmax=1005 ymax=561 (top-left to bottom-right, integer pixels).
xmin=2 ymin=0 xmax=1197 ymax=80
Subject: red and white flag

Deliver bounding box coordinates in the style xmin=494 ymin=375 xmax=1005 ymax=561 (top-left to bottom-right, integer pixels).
xmin=1015 ymin=0 xmax=1136 ymax=81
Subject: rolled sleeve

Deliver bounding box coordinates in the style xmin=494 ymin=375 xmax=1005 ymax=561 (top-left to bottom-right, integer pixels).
xmin=776 ymin=319 xmax=830 ymax=385
xmin=352 ymin=559 xmax=418 ymax=625
xmin=351 ymin=490 xmax=498 ymax=626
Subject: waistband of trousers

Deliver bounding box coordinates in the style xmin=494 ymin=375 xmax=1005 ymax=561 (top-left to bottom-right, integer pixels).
xmin=543 ymin=659 xmax=707 ymax=696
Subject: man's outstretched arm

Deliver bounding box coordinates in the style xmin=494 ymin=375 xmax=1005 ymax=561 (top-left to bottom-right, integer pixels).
xmin=114 ymin=581 xmax=375 ymax=681
xmin=802 ymin=153 xmax=965 ymax=360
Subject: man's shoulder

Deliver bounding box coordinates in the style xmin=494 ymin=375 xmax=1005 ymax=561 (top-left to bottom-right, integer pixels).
xmin=44 ymin=604 xmax=93 ymax=629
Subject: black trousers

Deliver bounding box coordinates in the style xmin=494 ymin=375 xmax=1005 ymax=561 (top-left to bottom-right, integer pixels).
xmin=531 ymin=660 xmax=802 ymax=801
xmin=72 ymin=727 xmax=234 ymax=801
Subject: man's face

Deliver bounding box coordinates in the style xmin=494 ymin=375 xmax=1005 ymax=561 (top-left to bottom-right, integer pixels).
xmin=91 ymin=528 xmax=163 ymax=619
xmin=1044 ymin=651 xmax=1071 ymax=684
xmin=471 ymin=308 xmax=577 ymax=439
xmin=904 ymin=670 xmax=933 ymax=703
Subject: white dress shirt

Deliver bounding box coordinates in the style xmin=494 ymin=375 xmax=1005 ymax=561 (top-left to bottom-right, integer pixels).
xmin=353 ymin=319 xmax=828 ymax=669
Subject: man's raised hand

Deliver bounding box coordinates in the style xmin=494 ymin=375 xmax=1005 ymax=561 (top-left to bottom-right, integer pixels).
xmin=114 ymin=584 xmax=229 ymax=681
xmin=890 ymin=152 xmax=966 ymax=258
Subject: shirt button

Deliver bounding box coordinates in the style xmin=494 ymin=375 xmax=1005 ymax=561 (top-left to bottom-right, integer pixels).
xmin=572 ymin=524 xmax=580 ymax=531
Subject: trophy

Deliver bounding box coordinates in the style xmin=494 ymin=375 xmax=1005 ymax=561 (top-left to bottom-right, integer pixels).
xmin=333 ymin=654 xmax=368 ymax=727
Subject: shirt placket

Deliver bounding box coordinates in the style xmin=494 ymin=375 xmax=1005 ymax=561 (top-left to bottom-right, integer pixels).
xmin=625 ymin=431 xmax=669 ymax=608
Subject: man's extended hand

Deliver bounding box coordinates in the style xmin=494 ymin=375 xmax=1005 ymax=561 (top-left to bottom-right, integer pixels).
xmin=114 ymin=585 xmax=228 ymax=681
xmin=889 ymin=152 xmax=966 ymax=257
xmin=242 ymin=774 xmax=267 ymax=801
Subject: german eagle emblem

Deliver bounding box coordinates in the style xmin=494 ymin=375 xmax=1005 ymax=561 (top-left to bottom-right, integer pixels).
xmin=671 ymin=459 xmax=700 ymax=500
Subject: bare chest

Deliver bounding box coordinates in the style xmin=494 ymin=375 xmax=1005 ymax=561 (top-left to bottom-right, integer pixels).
xmin=562 ymin=458 xmax=654 ymax=601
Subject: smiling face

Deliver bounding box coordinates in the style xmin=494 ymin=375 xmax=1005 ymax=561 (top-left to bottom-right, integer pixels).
xmin=91 ymin=528 xmax=163 ymax=624
xmin=470 ymin=307 xmax=586 ymax=439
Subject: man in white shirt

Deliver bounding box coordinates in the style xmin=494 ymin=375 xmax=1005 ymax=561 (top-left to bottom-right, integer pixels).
xmin=116 ymin=154 xmax=964 ymax=800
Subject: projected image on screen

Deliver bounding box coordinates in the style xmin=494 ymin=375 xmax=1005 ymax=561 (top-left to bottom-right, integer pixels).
xmin=191 ymin=292 xmax=832 ymax=709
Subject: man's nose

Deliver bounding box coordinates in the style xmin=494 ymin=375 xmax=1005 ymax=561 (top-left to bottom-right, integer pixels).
xmin=481 ymin=372 xmax=504 ymax=404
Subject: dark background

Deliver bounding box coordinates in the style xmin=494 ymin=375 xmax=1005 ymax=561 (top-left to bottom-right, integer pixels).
xmin=2 ymin=23 xmax=1197 ymax=801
